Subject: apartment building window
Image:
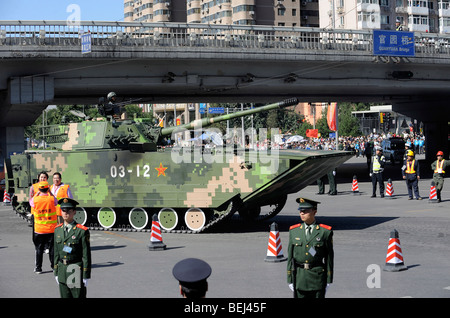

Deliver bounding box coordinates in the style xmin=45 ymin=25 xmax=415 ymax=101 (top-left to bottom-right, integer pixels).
xmin=408 ymin=0 xmax=427 ymax=7
xmin=441 ymin=17 xmax=450 ymax=26
xmin=409 ymin=15 xmax=428 ymax=24
xmin=439 ymin=1 xmax=450 ymax=10
xmin=233 ymin=5 xmax=256 ymax=13
xmin=357 ymin=0 xmax=378 ymax=3
xmin=381 ymin=15 xmax=390 ymax=24
xmin=292 ymin=8 xmax=297 ymax=16
xmin=358 ymin=12 xmax=376 ymax=22
xmin=154 ymin=9 xmax=170 ymax=16
xmin=233 ymin=19 xmax=256 ymax=25
xmin=380 ymin=0 xmax=389 ymax=6
xmin=278 ymin=8 xmax=286 ymax=15
xmin=187 ymin=8 xmax=201 ymax=15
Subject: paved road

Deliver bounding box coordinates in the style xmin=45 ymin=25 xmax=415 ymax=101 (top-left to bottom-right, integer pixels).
xmin=1 ymin=156 xmax=449 ymax=301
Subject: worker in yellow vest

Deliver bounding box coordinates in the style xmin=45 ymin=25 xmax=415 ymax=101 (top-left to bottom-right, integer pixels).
xmin=431 ymin=151 xmax=449 ymax=203
xmin=30 ymin=181 xmax=58 ymax=274
xmin=50 ymin=172 xmax=73 ymax=223
xmin=402 ymin=150 xmax=422 ymax=200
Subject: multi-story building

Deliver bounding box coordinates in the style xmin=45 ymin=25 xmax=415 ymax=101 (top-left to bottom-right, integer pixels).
xmin=319 ymin=0 xmax=450 ymax=33
xmin=124 ymin=0 xmax=320 ymax=27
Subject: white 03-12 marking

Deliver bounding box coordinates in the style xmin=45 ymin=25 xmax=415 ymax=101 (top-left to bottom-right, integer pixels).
xmin=110 ymin=165 xmax=151 ymax=178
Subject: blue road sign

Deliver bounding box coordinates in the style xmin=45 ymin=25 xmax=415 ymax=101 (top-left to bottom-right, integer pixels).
xmin=199 ymin=103 xmax=207 ymax=114
xmin=373 ymin=30 xmax=415 ymax=57
xmin=208 ymin=107 xmax=225 ymax=114
xmin=81 ymin=32 xmax=92 ymax=54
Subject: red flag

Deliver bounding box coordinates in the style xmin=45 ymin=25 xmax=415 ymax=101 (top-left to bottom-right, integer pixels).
xmin=327 ymin=103 xmax=337 ymax=131
xmin=306 ymin=129 xmax=318 ymax=138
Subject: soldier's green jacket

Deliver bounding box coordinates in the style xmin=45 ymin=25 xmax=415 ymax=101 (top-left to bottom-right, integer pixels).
xmin=287 ymin=223 xmax=333 ymax=291
xmin=54 ymin=222 xmax=91 ymax=284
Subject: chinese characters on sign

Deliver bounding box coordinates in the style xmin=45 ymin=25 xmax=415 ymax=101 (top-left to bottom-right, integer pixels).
xmin=373 ymin=30 xmax=415 ymax=57
xmin=81 ymin=32 xmax=91 ymax=54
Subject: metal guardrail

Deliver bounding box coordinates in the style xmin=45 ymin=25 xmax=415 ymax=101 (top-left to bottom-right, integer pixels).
xmin=1 ymin=20 xmax=450 ymax=56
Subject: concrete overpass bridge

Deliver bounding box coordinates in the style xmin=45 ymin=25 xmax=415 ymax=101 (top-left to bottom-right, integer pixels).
xmin=1 ymin=21 xmax=450 ymax=162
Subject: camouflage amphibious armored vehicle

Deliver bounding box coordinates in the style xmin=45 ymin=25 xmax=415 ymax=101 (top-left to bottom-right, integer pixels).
xmin=5 ymin=99 xmax=352 ymax=233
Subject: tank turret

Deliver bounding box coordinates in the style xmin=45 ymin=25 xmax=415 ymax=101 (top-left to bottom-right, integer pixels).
xmin=41 ymin=98 xmax=299 ymax=152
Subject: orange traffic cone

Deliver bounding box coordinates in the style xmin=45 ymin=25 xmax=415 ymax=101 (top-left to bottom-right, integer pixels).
xmin=383 ymin=229 xmax=407 ymax=272
xmin=428 ymin=181 xmax=438 ymax=203
xmin=3 ymin=192 xmax=11 ymax=205
xmin=148 ymin=214 xmax=166 ymax=250
xmin=385 ymin=178 xmax=394 ymax=199
xmin=265 ymin=222 xmax=286 ymax=262
xmin=352 ymin=175 xmax=360 ymax=195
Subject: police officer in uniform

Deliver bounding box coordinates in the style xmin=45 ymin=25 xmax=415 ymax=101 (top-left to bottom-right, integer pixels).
xmin=395 ymin=18 xmax=404 ymax=31
xmin=54 ymin=198 xmax=91 ymax=298
xmin=172 ymin=258 xmax=212 ymax=298
xmin=370 ymin=146 xmax=386 ymax=197
xmin=287 ymin=198 xmax=334 ymax=298
xmin=402 ymin=150 xmax=422 ymax=200
xmin=431 ymin=151 xmax=449 ymax=202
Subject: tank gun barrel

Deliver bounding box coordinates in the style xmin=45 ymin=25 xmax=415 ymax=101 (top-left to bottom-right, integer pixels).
xmin=160 ymin=98 xmax=298 ymax=136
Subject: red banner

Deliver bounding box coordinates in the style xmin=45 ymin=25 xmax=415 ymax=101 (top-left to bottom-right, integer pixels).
xmin=306 ymin=129 xmax=318 ymax=138
xmin=327 ymin=103 xmax=337 ymax=131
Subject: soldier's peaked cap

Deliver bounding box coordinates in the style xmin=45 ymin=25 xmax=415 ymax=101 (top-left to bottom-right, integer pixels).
xmin=58 ymin=198 xmax=79 ymax=210
xmin=173 ymin=258 xmax=212 ymax=284
xmin=296 ymin=197 xmax=320 ymax=210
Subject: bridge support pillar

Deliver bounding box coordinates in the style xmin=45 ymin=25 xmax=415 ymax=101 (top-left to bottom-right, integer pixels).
xmin=0 ymin=126 xmax=25 ymax=166
xmin=423 ymin=121 xmax=449 ymax=164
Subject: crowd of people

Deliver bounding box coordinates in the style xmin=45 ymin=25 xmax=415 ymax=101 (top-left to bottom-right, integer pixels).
xmin=281 ymin=131 xmax=426 ymax=155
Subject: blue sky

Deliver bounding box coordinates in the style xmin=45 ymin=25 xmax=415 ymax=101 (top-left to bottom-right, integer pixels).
xmin=0 ymin=0 xmax=124 ymax=21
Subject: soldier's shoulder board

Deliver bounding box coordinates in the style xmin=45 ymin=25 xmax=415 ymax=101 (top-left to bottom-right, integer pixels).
xmin=76 ymin=224 xmax=88 ymax=231
xmin=289 ymin=223 xmax=301 ymax=230
xmin=319 ymin=224 xmax=332 ymax=231
xmin=56 ymin=223 xmax=63 ymax=228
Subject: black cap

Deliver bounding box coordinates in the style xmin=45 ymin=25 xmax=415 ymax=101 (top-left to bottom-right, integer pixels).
xmin=172 ymin=258 xmax=211 ymax=284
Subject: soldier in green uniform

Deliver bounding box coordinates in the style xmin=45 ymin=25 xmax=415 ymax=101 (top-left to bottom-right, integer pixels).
xmin=316 ymin=169 xmax=337 ymax=195
xmin=287 ymin=198 xmax=334 ymax=298
xmin=54 ymin=198 xmax=91 ymax=298
xmin=431 ymin=151 xmax=449 ymax=202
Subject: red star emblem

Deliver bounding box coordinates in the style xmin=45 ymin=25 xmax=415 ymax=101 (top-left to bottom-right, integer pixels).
xmin=155 ymin=163 xmax=168 ymax=177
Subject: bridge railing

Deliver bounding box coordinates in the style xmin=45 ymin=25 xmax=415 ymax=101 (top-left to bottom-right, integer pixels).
xmin=1 ymin=20 xmax=450 ymax=55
